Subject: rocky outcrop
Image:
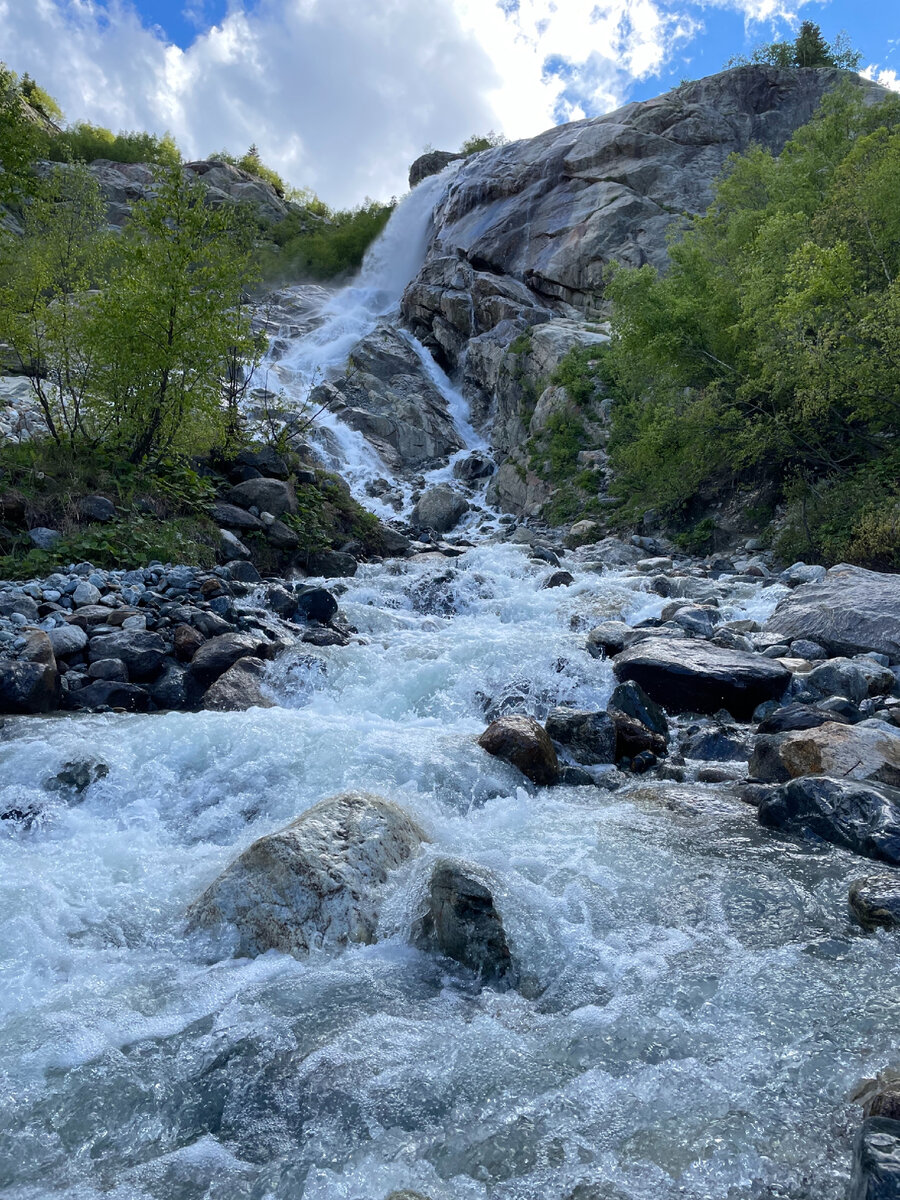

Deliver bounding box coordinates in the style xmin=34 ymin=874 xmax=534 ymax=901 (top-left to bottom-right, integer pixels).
xmin=612 ymin=638 xmax=790 ymax=719
xmin=751 ymin=721 xmax=900 ymax=787
xmin=187 ymin=791 xmax=426 ymax=957
xmin=308 ymin=325 xmax=463 ymax=469
xmin=408 ymin=150 xmax=463 ymax=188
xmin=412 ymin=860 xmax=516 ymax=989
xmin=758 ymin=777 xmax=900 ymax=864
xmin=477 ymin=715 xmax=560 ymax=785
xmin=766 ymin=565 xmax=900 ymax=662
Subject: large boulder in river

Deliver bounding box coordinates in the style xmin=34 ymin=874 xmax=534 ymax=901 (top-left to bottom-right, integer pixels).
xmin=758 ymin=777 xmax=900 ymax=864
xmin=187 ymin=791 xmax=426 ymax=957
xmin=850 ymin=1117 xmax=900 ymax=1200
xmin=202 ymin=657 xmax=275 ymax=712
xmin=188 ymin=632 xmax=273 ymax=688
xmin=545 ymin=707 xmax=616 ymax=765
xmin=751 ymin=721 xmax=900 ymax=787
xmin=478 ymin=715 xmax=559 ymax=785
xmin=412 ymin=860 xmax=517 ymax=989
xmin=612 ymin=638 xmax=790 ymax=719
xmin=766 ymin=564 xmax=900 ymax=662
xmin=0 ymin=632 xmax=59 ymax=713
xmin=88 ymin=630 xmax=168 ymax=681
xmin=411 ymin=485 xmax=469 ymax=534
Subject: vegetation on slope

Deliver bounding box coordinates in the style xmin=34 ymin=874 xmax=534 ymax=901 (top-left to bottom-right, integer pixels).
xmin=599 ymin=83 xmax=900 ymax=568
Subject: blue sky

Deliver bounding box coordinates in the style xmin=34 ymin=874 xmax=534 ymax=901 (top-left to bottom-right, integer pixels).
xmin=0 ymin=0 xmax=896 ymax=205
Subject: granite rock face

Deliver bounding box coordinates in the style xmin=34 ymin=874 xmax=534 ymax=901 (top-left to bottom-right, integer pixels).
xmin=766 ymin=565 xmax=900 ymax=662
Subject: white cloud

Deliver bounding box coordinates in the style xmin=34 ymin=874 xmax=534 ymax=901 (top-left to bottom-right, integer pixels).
xmin=0 ymin=0 xmax=832 ymax=206
xmin=862 ymin=64 xmax=900 ymax=92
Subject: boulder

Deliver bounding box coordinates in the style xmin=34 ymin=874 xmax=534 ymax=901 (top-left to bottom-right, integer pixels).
xmin=45 ymin=759 xmax=109 ymax=794
xmin=173 ymin=623 xmax=205 ymax=662
xmin=806 ymin=658 xmax=870 ymax=704
xmin=305 ymin=550 xmax=358 ymax=578
xmin=542 ymin=570 xmax=574 ymax=589
xmin=850 ymin=1118 xmax=900 ymax=1200
xmin=28 ymin=527 xmax=60 ymax=550
xmin=586 ymin=621 xmax=633 ymax=658
xmin=681 ymin=726 xmax=746 ymax=762
xmin=186 ymin=791 xmax=426 ymax=957
xmin=453 ymin=451 xmax=495 ymax=482
xmin=477 ymin=715 xmax=560 ymax=785
xmin=0 ymin=632 xmax=58 ymax=713
xmin=188 ymin=632 xmax=271 ymax=688
xmin=212 ymin=501 xmax=265 ymax=530
xmin=69 ymin=680 xmax=151 ymax=711
xmin=758 ymin=777 xmax=900 ymax=864
xmin=545 ymin=707 xmax=616 ymax=765
xmin=409 ymin=149 xmax=463 ymax=188
xmin=88 ymin=658 xmax=129 ymax=682
xmin=77 ymin=494 xmax=116 ymax=523
xmin=612 ymin=638 xmax=790 ymax=719
xmin=88 ymin=630 xmax=168 ymax=681
xmin=149 ymin=663 xmax=193 ymax=710
xmin=0 ymin=592 xmax=39 ymax=621
xmin=608 ymin=679 xmax=668 ymax=738
xmin=264 ymin=518 xmax=300 ymax=550
xmin=234 ymin=444 xmax=290 ymax=479
xmin=411 ymin=485 xmax=469 ymax=534
xmin=227 ymin=477 xmax=298 ymax=518
xmin=219 ymin=529 xmax=251 ymax=560
xmin=47 ymin=624 xmax=88 ymax=658
xmin=412 ymin=860 xmax=517 ymax=989
xmin=609 ymin=710 xmax=667 ymax=761
xmin=202 ymin=657 xmax=275 ymax=712
xmin=294 ymin=586 xmax=338 ymax=624
xmin=72 ymin=581 xmax=101 ymax=607
xmin=849 ymin=875 xmax=900 ymax=931
xmin=750 ymin=721 xmax=900 ymax=787
xmin=756 ymin=703 xmax=851 ymax=735
xmin=766 ymin=564 xmax=900 ymax=662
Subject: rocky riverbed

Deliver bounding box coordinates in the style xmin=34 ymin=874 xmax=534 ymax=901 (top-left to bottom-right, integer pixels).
xmin=2 ymin=531 xmax=900 ymax=1199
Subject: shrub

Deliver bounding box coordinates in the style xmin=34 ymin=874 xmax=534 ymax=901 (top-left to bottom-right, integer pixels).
xmin=50 ymin=123 xmax=181 ymax=166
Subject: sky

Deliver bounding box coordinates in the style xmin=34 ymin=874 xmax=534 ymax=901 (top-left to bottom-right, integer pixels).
xmin=1 ymin=0 xmax=897 ymax=207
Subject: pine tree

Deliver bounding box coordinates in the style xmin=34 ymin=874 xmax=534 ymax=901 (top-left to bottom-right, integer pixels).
xmin=793 ymin=22 xmax=833 ymax=68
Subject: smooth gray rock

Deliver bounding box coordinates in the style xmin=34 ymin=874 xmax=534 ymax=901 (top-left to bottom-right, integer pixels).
xmin=766 ymin=564 xmax=900 ymax=662
xmin=411 ymin=485 xmax=469 ymax=534
xmin=47 ymin=624 xmax=88 ymax=658
xmin=227 ymin=477 xmax=298 ymax=518
xmin=758 ymin=776 xmax=900 ymax=863
xmin=27 ymin=527 xmax=61 ymax=550
xmin=806 ymin=657 xmax=870 ymax=704
xmin=88 ymin=630 xmax=168 ymax=681
xmin=0 ymin=592 xmax=39 ymax=621
xmin=212 ymin=501 xmax=265 ymax=531
xmin=187 ymin=791 xmax=426 ymax=958
xmin=305 ymin=550 xmax=358 ymax=578
xmin=188 ymin=632 xmax=271 ymax=687
xmin=612 ymin=638 xmax=790 ymax=719
xmin=78 ymin=494 xmax=116 ymax=522
xmin=412 ymin=860 xmax=517 ymax=989
xmin=70 ymin=679 xmax=150 ymax=711
xmin=202 ymin=657 xmax=275 ymax=712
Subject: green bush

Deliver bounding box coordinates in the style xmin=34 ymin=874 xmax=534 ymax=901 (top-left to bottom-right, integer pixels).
xmin=49 ymin=123 xmax=181 ymax=166
xmin=726 ymin=22 xmax=861 ymax=71
xmin=459 ymin=131 xmax=509 ymax=155
xmin=260 ymin=198 xmax=394 ymax=281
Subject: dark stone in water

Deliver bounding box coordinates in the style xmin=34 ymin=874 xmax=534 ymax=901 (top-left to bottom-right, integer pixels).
xmin=478 ymin=715 xmax=559 ymax=785
xmin=850 ymin=1117 xmax=900 ymax=1200
xmin=608 ymin=679 xmax=668 ymax=738
xmin=294 ymin=586 xmax=338 ymax=624
xmin=758 ymin=776 xmax=900 ymax=864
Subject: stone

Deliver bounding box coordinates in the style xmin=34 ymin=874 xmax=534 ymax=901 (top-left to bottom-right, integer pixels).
xmin=849 ymin=875 xmax=900 ymax=931
xmin=0 ymin=632 xmax=58 ymax=713
xmin=542 ymin=570 xmax=574 ymax=589
xmin=186 ymin=791 xmax=426 ymax=957
xmin=302 ymin=626 xmax=348 ymax=647
xmin=294 ymin=586 xmax=338 ymax=624
xmin=188 ymin=632 xmax=271 ymax=688
xmin=45 ymin=759 xmax=109 ymax=794
xmin=78 ymin=494 xmax=116 ymax=523
xmin=27 ymin=527 xmax=61 ymax=550
xmin=806 ymin=658 xmax=870 ymax=704
xmin=758 ymin=777 xmax=900 ymax=864
xmin=88 ymin=657 xmax=129 ymax=682
xmin=608 ymin=679 xmax=668 ymax=738
xmin=609 ymin=710 xmax=667 ymax=761
xmin=88 ymin=630 xmax=168 ymax=681
xmin=69 ymin=680 xmax=151 ymax=711
xmin=766 ymin=564 xmax=900 ymax=662
xmin=612 ymin=638 xmax=790 ymax=719
xmin=681 ymin=726 xmax=746 ymax=762
xmin=453 ymin=451 xmax=495 ymax=482
xmin=0 ymin=592 xmax=39 ymax=621
xmin=411 ymin=485 xmax=469 ymax=534
xmin=202 ymin=657 xmax=275 ymax=711
xmin=751 ymin=721 xmax=900 ymax=787
xmin=173 ymin=623 xmax=205 ymax=662
xmin=212 ymin=501 xmax=265 ymax=530
xmin=265 ymin=518 xmax=300 ymax=550
xmin=545 ymin=707 xmax=617 ymax=765
xmin=225 ymin=559 xmax=261 ymax=582
xmin=227 ymin=477 xmax=298 ymax=518
xmin=412 ymin=860 xmax=517 ymax=989
xmin=234 ymin=444 xmax=290 ymax=479
xmin=586 ymin=621 xmax=633 ymax=659
xmin=409 ymin=149 xmax=463 ymax=187
xmin=72 ymin=581 xmax=101 ymax=607
xmin=478 ymin=715 xmax=560 ymax=785
xmin=47 ymin=624 xmax=88 ymax=658
xmin=790 ymin=639 xmax=828 ymax=661
xmin=779 ymin=562 xmax=828 ymax=587
xmin=219 ymin=529 xmax=251 ymax=560
xmin=305 ymin=550 xmax=358 ymax=578
xmin=756 ymin=703 xmax=851 ymax=735
xmin=850 ymin=1118 xmax=900 ymax=1200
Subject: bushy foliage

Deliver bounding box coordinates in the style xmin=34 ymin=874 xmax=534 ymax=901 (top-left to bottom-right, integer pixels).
xmin=0 ymin=64 xmax=52 ymax=206
xmin=602 ymin=85 xmax=900 ymax=565
xmin=726 ymin=22 xmax=861 ymax=71
xmin=260 ymin=197 xmax=394 ymax=281
xmin=49 ymin=122 xmax=181 ymax=167
xmin=460 ymin=130 xmax=509 ymax=155
xmin=210 ymin=146 xmax=285 ymax=195
xmin=19 ymin=74 xmax=62 ymax=122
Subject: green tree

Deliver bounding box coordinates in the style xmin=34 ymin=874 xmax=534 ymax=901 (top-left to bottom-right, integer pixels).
xmin=460 ymin=130 xmax=509 ymax=155
xmin=726 ymin=24 xmax=862 ymax=72
xmin=90 ymin=167 xmax=259 ymax=462
xmin=0 ymin=63 xmax=50 ymax=208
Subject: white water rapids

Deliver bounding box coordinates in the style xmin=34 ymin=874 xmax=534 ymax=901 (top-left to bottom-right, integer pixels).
xmin=1 ymin=175 xmax=898 ymax=1200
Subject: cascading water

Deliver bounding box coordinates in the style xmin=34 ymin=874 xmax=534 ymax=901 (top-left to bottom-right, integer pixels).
xmin=0 ymin=543 xmax=897 ymax=1200
xmin=258 ymin=165 xmax=474 ymax=518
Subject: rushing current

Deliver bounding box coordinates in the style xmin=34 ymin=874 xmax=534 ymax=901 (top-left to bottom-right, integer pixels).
xmin=1 ymin=175 xmax=897 ymax=1200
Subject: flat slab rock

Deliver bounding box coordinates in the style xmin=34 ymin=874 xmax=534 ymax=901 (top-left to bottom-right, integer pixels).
xmin=766 ymin=564 xmax=900 ymax=662
xmin=752 ymin=721 xmax=900 ymax=788
xmin=612 ymin=638 xmax=790 ymax=719
xmin=186 ymin=791 xmax=426 ymax=958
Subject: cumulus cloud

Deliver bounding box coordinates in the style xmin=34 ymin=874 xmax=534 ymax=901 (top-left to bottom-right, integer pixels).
xmin=0 ymin=0 xmax=834 ymax=206
xmin=862 ymin=65 xmax=900 ymax=92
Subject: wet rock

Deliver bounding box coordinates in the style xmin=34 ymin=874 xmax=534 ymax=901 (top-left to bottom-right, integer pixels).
xmin=849 ymin=875 xmax=900 ymax=931
xmin=478 ymin=715 xmax=560 ymax=785
xmin=854 ymin=1072 xmax=900 ymax=1122
xmin=696 ymin=765 xmax=734 ymax=783
xmin=409 ymin=148 xmax=463 ymax=187
xmin=203 ymin=657 xmax=275 ymax=712
xmin=412 ymin=860 xmax=517 ymax=989
xmin=751 ymin=721 xmax=900 ymax=787
xmin=186 ymin=791 xmax=426 ymax=958
xmin=791 ymin=638 xmax=828 ymax=660
xmin=681 ymin=726 xmax=747 ymax=762
xmin=188 ymin=632 xmax=272 ymax=688
xmin=545 ymin=707 xmax=616 ymax=765
xmin=45 ymin=759 xmax=109 ymax=793
xmin=453 ymin=451 xmax=495 ymax=482
xmin=586 ymin=621 xmax=632 ymax=658
xmin=766 ymin=564 xmax=900 ymax=662
xmin=88 ymin=657 xmax=129 ymax=682
xmin=756 ymin=703 xmax=850 ymax=735
xmin=612 ymin=638 xmax=790 ymax=719
xmin=559 ymin=764 xmax=597 ymax=786
xmin=225 ymin=559 xmax=261 ymax=583
xmin=758 ymin=777 xmax=900 ymax=863
xmin=173 ymin=623 xmax=205 ymax=662
xmin=0 ymin=632 xmax=58 ymax=713
xmin=608 ymin=679 xmax=668 ymax=738
xmin=609 ymin=710 xmax=667 ymax=761
xmin=69 ymin=680 xmax=151 ymax=711
xmin=150 ymin=662 xmax=193 ymax=710
xmin=294 ymin=585 xmax=338 ymax=624
xmin=78 ymin=494 xmax=116 ymax=522
xmin=301 ymin=625 xmax=348 ymax=647
xmin=541 ymin=570 xmax=574 ymax=589
xmin=850 ymin=1117 xmax=900 ymax=1200
xmin=234 ymin=444 xmax=290 ymax=479
xmin=88 ymin=630 xmax=168 ymax=681
xmin=227 ymin=477 xmax=298 ymax=518
xmin=806 ymin=658 xmax=870 ymax=705
xmin=305 ymin=550 xmax=358 ymax=578
xmin=264 ymin=585 xmax=296 ymax=618
xmin=411 ymin=485 xmax=469 ymax=534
